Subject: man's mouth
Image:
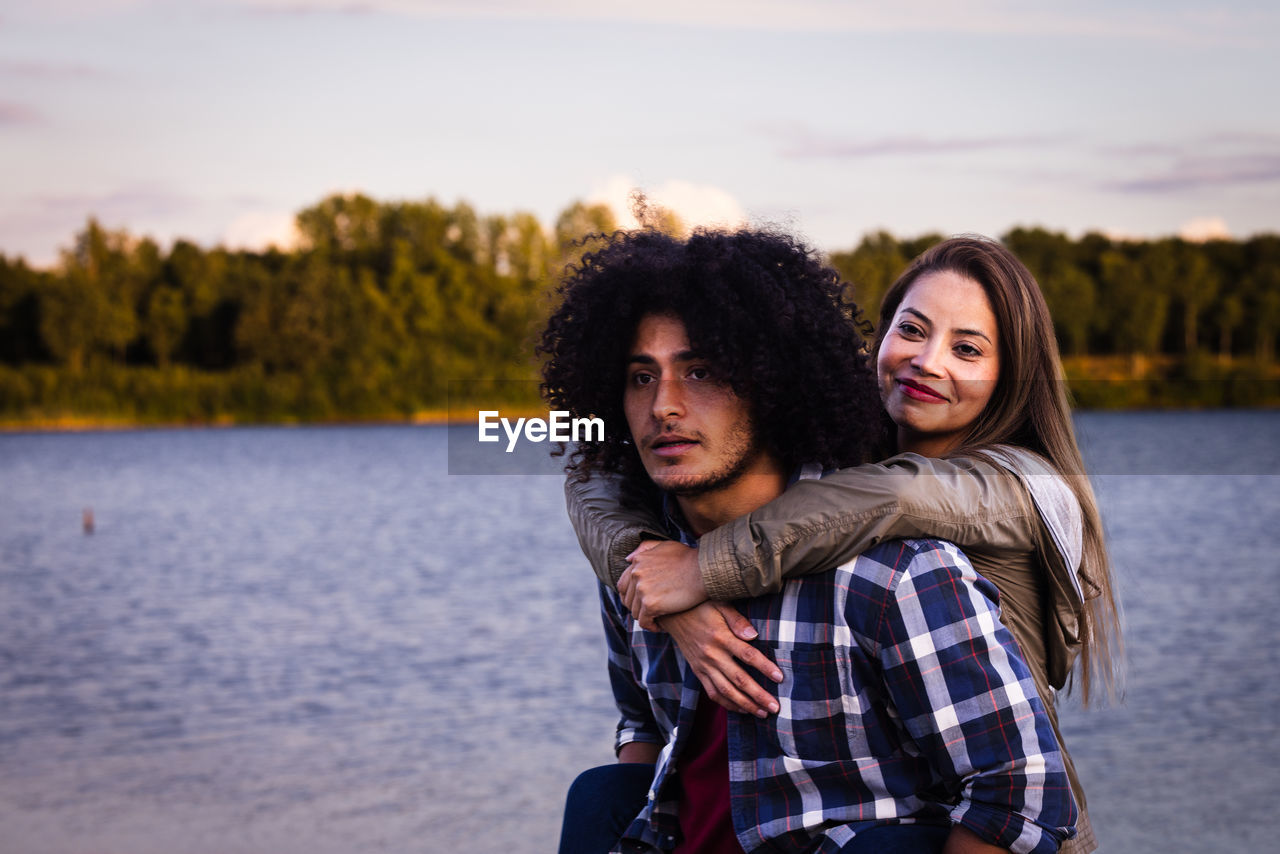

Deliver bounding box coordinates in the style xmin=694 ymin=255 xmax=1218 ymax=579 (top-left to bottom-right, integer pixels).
xmin=896 ymin=378 xmax=949 ymax=403
xmin=648 ymin=434 xmax=699 ymax=457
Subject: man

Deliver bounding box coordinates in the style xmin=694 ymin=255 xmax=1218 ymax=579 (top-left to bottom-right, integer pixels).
xmin=541 ymin=228 xmax=1075 ymax=854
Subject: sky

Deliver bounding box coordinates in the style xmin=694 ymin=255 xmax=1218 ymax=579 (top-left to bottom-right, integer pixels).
xmin=1 ymin=0 xmax=1278 ymax=267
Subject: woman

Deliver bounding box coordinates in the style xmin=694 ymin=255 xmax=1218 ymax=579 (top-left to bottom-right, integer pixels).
xmin=565 ymin=236 xmax=1121 ymax=853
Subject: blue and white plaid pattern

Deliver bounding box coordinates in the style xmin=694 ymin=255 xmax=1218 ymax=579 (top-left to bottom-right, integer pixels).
xmin=601 ymin=537 xmax=1076 ymax=854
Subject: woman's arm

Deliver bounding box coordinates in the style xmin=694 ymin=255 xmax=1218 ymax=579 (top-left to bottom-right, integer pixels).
xmin=566 ymin=453 xmax=1037 ymax=597
xmin=564 ymin=471 xmax=669 ymax=588
xmin=696 ymin=452 xmax=1038 ymax=599
xmin=570 ymin=453 xmax=1039 ymax=604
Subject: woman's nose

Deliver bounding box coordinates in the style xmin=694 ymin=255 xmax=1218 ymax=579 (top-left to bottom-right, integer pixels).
xmin=909 ymin=339 xmax=946 ymax=377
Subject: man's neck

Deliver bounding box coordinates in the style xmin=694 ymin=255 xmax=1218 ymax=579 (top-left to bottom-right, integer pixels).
xmin=674 ymin=457 xmax=788 ymax=537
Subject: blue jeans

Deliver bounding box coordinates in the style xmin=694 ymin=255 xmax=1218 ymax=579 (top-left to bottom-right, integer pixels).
xmin=556 ymin=763 xmax=950 ymax=853
xmin=557 ymin=763 xmax=654 ymax=854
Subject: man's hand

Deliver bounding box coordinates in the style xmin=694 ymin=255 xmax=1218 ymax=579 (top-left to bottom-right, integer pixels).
xmin=659 ymin=602 xmax=783 ymax=718
xmin=618 ymin=540 xmax=707 ymax=630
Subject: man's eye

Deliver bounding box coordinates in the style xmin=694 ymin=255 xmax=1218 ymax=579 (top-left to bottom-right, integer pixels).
xmin=688 ymin=367 xmax=712 ymax=381
xmin=631 ymin=372 xmax=655 ymax=386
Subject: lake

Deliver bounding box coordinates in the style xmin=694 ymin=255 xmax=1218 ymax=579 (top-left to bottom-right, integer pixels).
xmin=1 ymin=411 xmax=1277 ymax=853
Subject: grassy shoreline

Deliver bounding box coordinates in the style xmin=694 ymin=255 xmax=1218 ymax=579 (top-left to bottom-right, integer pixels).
xmin=0 ymin=406 xmax=564 ymax=432
xmin=1 ymin=356 xmax=1276 ymax=432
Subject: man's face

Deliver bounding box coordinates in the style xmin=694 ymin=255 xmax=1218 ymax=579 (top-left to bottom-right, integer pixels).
xmin=623 ymin=313 xmax=761 ymax=496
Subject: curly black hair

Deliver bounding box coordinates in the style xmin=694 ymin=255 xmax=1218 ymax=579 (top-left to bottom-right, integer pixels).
xmin=539 ymin=227 xmax=886 ymax=481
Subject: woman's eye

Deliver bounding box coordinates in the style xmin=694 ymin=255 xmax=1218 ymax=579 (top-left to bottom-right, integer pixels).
xmin=955 ymin=343 xmax=982 ymax=358
xmin=897 ymin=321 xmax=923 ymax=338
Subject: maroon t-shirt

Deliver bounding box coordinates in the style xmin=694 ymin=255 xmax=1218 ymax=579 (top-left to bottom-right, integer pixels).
xmin=673 ymin=693 xmax=745 ymax=854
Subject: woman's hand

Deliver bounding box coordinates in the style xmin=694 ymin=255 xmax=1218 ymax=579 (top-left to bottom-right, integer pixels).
xmin=618 ymin=540 xmax=708 ymax=631
xmin=659 ymin=602 xmax=783 ymax=718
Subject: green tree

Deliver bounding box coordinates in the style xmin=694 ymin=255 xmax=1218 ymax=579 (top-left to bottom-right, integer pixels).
xmin=0 ymin=255 xmax=47 ymax=363
xmin=1097 ymin=246 xmax=1169 ymax=372
xmin=1211 ymin=294 xmax=1244 ymax=361
xmin=1161 ymin=239 xmax=1220 ymax=355
xmin=39 ymin=220 xmax=144 ymax=371
xmin=554 ymin=201 xmax=618 ymax=272
xmin=828 ymin=231 xmax=908 ymax=322
xmin=144 ymin=286 xmax=187 ymax=367
xmin=296 ymin=192 xmax=382 ymax=255
xmin=1004 ymin=227 xmax=1096 ymax=356
xmin=1243 ymin=266 xmax=1280 ymax=364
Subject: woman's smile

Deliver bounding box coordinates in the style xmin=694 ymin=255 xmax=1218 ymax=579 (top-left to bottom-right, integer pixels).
xmin=894 ymin=377 xmax=949 ymax=403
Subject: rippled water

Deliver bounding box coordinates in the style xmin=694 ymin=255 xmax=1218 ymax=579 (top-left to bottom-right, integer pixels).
xmin=1 ymin=413 xmax=1277 ymax=853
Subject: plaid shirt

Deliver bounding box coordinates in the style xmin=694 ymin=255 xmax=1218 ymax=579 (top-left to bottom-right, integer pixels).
xmin=601 ymin=535 xmax=1076 ymax=854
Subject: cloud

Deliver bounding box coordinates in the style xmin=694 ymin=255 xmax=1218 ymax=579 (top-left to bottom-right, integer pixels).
xmin=223 ymin=210 xmax=300 ymax=251
xmin=226 ymin=0 xmax=1275 ymax=45
xmin=11 ymin=0 xmax=154 ymax=19
xmin=1178 ymin=216 xmax=1231 ymax=242
xmin=589 ymin=175 xmax=747 ymax=232
xmin=775 ymin=131 xmax=1067 ymax=160
xmin=0 ymin=101 xmax=43 ymax=127
xmin=1103 ymin=153 xmax=1280 ymax=193
xmin=0 ymin=188 xmax=302 ymax=266
xmin=17 ymin=1 xmax=1272 ymax=47
xmin=24 ymin=186 xmax=198 ymax=219
xmin=0 ymin=60 xmax=105 ymax=79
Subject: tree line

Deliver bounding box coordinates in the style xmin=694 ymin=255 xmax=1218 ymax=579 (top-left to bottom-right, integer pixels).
xmin=1 ymin=192 xmax=1277 ymax=425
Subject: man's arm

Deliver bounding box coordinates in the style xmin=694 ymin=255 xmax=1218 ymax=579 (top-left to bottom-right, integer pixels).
xmin=868 ymin=540 xmax=1076 ymax=854
xmin=597 ymin=583 xmax=664 ymax=760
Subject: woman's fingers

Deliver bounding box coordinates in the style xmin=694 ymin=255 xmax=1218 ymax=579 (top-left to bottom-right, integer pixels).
xmin=617 ymin=566 xmax=632 ymax=596
xmin=623 ymin=539 xmax=664 ymax=561
xmin=713 ymin=602 xmax=758 ymax=641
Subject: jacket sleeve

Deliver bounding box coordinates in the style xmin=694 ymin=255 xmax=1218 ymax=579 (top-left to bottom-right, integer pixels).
xmin=564 ymin=471 xmax=669 ymax=587
xmin=697 ymin=453 xmax=1039 ymax=600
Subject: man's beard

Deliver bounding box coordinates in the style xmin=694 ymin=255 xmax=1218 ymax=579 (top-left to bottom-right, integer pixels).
xmin=651 ymin=420 xmax=762 ymax=498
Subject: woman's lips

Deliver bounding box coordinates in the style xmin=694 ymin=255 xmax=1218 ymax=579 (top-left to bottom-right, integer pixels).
xmin=896 ymin=378 xmax=948 ymax=403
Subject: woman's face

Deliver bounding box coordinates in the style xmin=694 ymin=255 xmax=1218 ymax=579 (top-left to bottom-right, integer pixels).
xmin=877 ymin=270 xmax=1001 ymax=457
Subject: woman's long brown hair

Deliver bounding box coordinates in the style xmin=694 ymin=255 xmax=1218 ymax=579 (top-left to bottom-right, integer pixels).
xmin=875 ymin=235 xmax=1123 ymax=703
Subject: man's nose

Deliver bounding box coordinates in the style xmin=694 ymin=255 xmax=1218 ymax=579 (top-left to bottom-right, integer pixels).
xmin=651 ymin=378 xmax=686 ymax=420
